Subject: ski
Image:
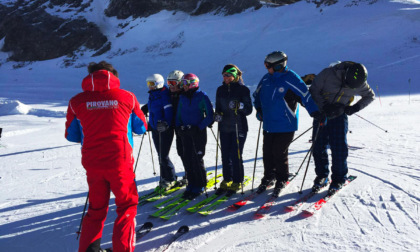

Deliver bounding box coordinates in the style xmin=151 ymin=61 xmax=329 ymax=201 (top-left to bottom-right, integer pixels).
xmin=136 ymin=221 xmax=153 ymax=239
xmin=253 ymin=181 xmax=290 ymax=219
xmin=198 ymin=176 xmax=251 ymax=216
xmin=104 ymin=222 xmax=153 ymax=251
xmin=284 ymin=181 xmax=330 ymax=212
xmin=227 ymin=183 xmax=274 ymax=211
xmin=159 ymin=199 xmax=192 ymax=220
xmin=153 ymin=173 xmax=223 ymax=209
xmin=301 ymin=175 xmax=357 ymax=217
xmin=149 ymin=197 xmax=187 ymax=218
xmin=160 ymin=225 xmax=189 ymax=252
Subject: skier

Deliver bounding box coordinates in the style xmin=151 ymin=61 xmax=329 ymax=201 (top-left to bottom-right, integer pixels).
xmin=167 ymin=70 xmax=188 ymax=184
xmin=253 ymin=51 xmax=324 ymax=197
xmin=214 ymin=64 xmax=252 ymax=194
xmin=309 ymin=61 xmax=375 ymax=194
xmin=145 ymin=74 xmax=177 ymax=192
xmin=176 ymin=73 xmax=214 ymax=199
xmin=65 ymin=61 xmax=147 ymax=252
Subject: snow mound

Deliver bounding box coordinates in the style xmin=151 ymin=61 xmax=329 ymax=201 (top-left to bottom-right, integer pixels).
xmin=0 ymin=100 xmax=32 ymax=116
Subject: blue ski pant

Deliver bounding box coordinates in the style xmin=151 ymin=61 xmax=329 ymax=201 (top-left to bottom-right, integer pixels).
xmin=312 ymin=113 xmax=348 ymax=184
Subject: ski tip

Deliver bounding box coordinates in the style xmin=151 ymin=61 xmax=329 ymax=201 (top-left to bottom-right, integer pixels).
xmin=227 ymin=205 xmax=239 ymax=212
xmin=178 ymin=225 xmax=189 ymax=233
xmin=253 ymin=213 xmax=265 ymax=220
xmin=284 ymin=206 xmax=294 ymax=212
xmin=144 ymin=222 xmax=153 ymax=228
xmin=301 ymin=210 xmax=314 ymax=217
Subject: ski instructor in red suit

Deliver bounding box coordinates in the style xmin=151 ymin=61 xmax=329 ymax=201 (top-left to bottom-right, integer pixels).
xmin=65 ymin=61 xmax=147 ymax=252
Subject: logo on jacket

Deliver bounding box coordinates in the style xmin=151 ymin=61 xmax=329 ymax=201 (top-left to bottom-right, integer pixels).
xmin=86 ymin=100 xmax=119 ymax=110
xmin=278 ymin=87 xmax=285 ymax=93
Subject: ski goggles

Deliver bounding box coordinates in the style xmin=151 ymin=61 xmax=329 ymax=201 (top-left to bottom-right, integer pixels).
xmin=167 ymin=80 xmax=181 ymax=87
xmin=147 ymin=81 xmax=157 ymax=88
xmin=222 ymin=73 xmax=233 ymax=78
xmin=182 ymin=79 xmax=198 ymax=87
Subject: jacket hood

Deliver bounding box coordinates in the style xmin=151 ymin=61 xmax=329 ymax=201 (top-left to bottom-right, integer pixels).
xmin=81 ymin=70 xmax=120 ymax=92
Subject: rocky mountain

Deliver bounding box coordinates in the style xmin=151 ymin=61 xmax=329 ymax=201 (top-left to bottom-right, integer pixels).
xmin=0 ymin=0 xmax=264 ymax=63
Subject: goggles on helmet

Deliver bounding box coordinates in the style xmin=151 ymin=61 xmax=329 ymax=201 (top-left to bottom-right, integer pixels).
xmin=147 ymin=81 xmax=157 ymax=87
xmin=167 ymin=80 xmax=181 ymax=87
xmin=182 ymin=78 xmax=198 ymax=87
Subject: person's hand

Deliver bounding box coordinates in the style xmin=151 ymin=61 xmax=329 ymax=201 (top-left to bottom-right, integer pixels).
xmin=256 ymin=108 xmax=263 ymax=122
xmin=156 ymin=121 xmax=169 ymax=133
xmin=344 ymin=104 xmax=360 ymax=116
xmin=214 ymin=113 xmax=223 ymax=122
xmin=141 ymin=104 xmax=148 ymax=116
xmin=311 ymin=111 xmax=327 ymax=127
xmin=323 ymin=103 xmax=345 ymax=119
xmin=229 ymin=100 xmax=244 ymax=110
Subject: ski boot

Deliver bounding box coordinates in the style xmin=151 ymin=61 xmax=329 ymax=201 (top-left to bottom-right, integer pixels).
xmin=327 ymin=180 xmax=344 ymax=196
xmin=312 ymin=176 xmax=329 ymax=192
xmin=256 ymin=177 xmax=275 ymax=194
xmin=216 ymin=180 xmax=232 ymax=195
xmin=272 ymin=180 xmax=287 ymax=198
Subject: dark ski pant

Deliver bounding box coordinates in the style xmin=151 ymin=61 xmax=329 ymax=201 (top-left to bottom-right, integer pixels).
xmin=262 ymin=131 xmax=295 ymax=183
xmin=152 ymin=128 xmax=176 ymax=182
xmin=312 ymin=113 xmax=348 ymax=184
xmin=179 ymin=128 xmax=207 ymax=190
xmin=219 ymin=131 xmax=247 ymax=183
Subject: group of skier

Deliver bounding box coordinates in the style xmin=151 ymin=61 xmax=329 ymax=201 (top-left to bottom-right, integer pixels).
xmin=65 ymin=51 xmax=374 ymax=251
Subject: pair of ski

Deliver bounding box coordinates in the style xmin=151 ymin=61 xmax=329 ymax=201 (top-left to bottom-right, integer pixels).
xmin=138 ymin=172 xmax=216 ymax=206
xmin=285 ymin=175 xmax=357 ymax=216
xmin=150 ymin=173 xmax=223 ymax=220
xmin=187 ymin=176 xmax=252 ymax=216
xmin=104 ymin=222 xmax=189 ymax=251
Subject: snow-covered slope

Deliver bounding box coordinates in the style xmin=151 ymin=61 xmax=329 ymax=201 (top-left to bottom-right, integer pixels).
xmin=0 ymin=0 xmax=419 ymax=251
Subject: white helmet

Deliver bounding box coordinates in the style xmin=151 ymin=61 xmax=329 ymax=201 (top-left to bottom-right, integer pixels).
xmin=146 ymin=74 xmax=164 ymax=89
xmin=167 ymin=70 xmax=184 ymax=82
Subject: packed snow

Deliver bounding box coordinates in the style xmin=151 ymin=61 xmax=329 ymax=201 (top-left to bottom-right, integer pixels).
xmin=0 ymin=0 xmax=419 ymax=251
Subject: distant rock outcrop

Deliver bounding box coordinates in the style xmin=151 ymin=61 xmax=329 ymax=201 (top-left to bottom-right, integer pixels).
xmin=0 ymin=0 xmax=108 ymax=62
xmin=105 ymin=0 xmax=262 ymax=19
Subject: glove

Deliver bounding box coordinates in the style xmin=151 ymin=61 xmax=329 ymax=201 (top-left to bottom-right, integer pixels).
xmin=256 ymin=108 xmax=263 ymax=122
xmin=310 ymin=111 xmax=327 ymax=127
xmin=323 ymin=103 xmax=345 ymax=119
xmin=301 ymin=74 xmax=316 ymax=85
xmin=156 ymin=121 xmax=169 ymax=133
xmin=229 ymin=100 xmax=244 ymax=110
xmin=344 ymin=104 xmax=360 ymax=116
xmin=214 ymin=113 xmax=223 ymax=123
xmin=147 ymin=122 xmax=152 ymax=132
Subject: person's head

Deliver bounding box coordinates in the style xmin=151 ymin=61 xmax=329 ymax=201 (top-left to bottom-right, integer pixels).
xmin=222 ymin=64 xmax=243 ymax=84
xmin=146 ymin=74 xmax=164 ymax=90
xmin=181 ymin=73 xmax=199 ymax=92
xmin=264 ymin=51 xmax=288 ymax=74
xmin=344 ymin=63 xmax=367 ymax=89
xmin=167 ymin=70 xmax=184 ymax=93
xmin=88 ymin=61 xmax=118 ymax=77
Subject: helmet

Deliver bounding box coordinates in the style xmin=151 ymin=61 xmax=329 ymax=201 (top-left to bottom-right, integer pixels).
xmin=181 ymin=73 xmax=199 ymax=89
xmin=264 ymin=51 xmax=288 ymax=71
xmin=344 ymin=63 xmax=367 ymax=89
xmin=167 ymin=70 xmax=184 ymax=87
xmin=146 ymin=74 xmax=164 ymax=89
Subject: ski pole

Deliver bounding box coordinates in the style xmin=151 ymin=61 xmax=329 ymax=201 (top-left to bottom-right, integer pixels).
xmin=355 ymin=114 xmax=388 ymax=133
xmin=298 ymin=125 xmax=322 ymax=194
xmin=133 ymin=134 xmax=145 ymax=174
xmin=148 ymin=131 xmax=157 ymax=175
xmin=158 ymin=130 xmax=163 ymax=196
xmin=76 ymin=192 xmax=89 ymax=240
xmin=251 ymin=121 xmax=262 ymax=191
xmin=290 ymin=126 xmax=312 ymax=144
xmin=210 ymin=127 xmax=222 ymax=152
xmin=214 ymin=124 xmax=220 ymax=190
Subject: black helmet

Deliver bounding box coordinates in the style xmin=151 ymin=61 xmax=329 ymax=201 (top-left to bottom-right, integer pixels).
xmin=344 ymin=63 xmax=367 ymax=89
xmin=264 ymin=51 xmax=288 ymax=71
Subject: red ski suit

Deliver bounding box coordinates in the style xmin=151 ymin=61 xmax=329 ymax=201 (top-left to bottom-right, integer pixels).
xmin=65 ymin=70 xmax=147 ymax=252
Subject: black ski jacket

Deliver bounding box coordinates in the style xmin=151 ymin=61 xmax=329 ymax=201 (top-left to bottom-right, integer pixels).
xmin=215 ymin=80 xmax=252 ymax=133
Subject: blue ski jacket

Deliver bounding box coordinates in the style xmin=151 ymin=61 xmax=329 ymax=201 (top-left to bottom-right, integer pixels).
xmin=147 ymin=85 xmax=173 ymax=130
xmin=253 ymin=67 xmax=319 ymax=133
xmin=176 ymin=89 xmax=214 ymax=130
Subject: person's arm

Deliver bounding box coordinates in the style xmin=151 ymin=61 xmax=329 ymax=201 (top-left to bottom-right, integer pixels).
xmin=287 ymin=73 xmax=319 ymax=115
xmin=198 ymin=94 xmax=214 ymax=130
xmin=132 ymin=95 xmax=147 ymax=134
xmin=239 ymin=87 xmax=253 ymax=116
xmin=65 ymin=100 xmax=82 ymax=143
xmin=309 ymin=69 xmax=328 ymax=110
